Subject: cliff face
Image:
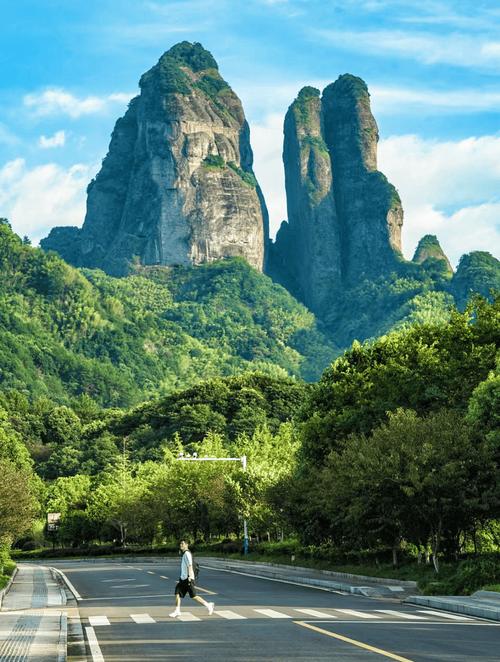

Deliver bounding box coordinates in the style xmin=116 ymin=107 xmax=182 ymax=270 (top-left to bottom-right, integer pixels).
xmin=42 ymin=42 xmax=267 ymax=275
xmin=269 ymin=74 xmax=403 ymax=312
xmin=278 ymin=87 xmax=341 ymax=310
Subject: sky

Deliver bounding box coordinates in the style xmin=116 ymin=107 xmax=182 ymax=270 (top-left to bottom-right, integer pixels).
xmin=1 ymin=0 xmax=499 ymax=267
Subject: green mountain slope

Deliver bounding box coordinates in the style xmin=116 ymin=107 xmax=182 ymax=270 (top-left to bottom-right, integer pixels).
xmin=0 ymin=220 xmax=336 ymax=407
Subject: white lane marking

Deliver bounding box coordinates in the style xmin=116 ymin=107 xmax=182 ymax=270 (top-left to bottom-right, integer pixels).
xmin=89 ymin=615 xmax=110 ymax=626
xmin=335 ymin=609 xmax=381 ymax=619
xmin=51 ymin=567 xmax=82 ymax=600
xmin=417 ymin=610 xmax=472 ymax=621
xmin=85 ymin=626 xmax=104 ymax=662
xmin=101 ymin=578 xmax=136 ymax=582
xmin=177 ymin=612 xmax=201 ymax=621
xmin=202 ymin=565 xmax=346 ymax=594
xmin=131 ymin=613 xmax=156 ymax=624
xmin=376 ymin=610 xmax=427 ymax=620
xmin=295 ymin=608 xmax=337 ymax=619
xmin=147 ymin=571 xmax=155 ymax=575
xmin=160 ymin=575 xmax=169 ymax=579
xmin=215 ymin=610 xmax=247 ymax=620
xmin=254 ymin=608 xmax=291 ymax=618
xmin=111 ymin=584 xmax=150 ymax=589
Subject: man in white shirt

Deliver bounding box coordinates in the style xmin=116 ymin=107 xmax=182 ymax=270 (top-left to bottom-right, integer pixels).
xmin=170 ymin=540 xmax=214 ymax=618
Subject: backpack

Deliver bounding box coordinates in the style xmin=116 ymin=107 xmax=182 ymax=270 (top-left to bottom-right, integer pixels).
xmin=184 ymin=551 xmax=200 ymax=580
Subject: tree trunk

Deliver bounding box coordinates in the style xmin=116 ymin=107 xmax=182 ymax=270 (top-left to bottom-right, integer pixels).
xmin=392 ymin=546 xmax=398 ymax=568
xmin=431 ymin=522 xmax=441 ymax=574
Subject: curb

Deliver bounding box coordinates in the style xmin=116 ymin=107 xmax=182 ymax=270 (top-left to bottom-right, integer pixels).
xmin=0 ymin=566 xmax=18 ymax=609
xmin=58 ymin=612 xmax=68 ymax=662
xmin=208 ymin=560 xmax=417 ymax=588
xmin=404 ymin=595 xmax=500 ymax=621
xmin=201 ymin=559 xmax=413 ymax=599
xmin=51 ymin=567 xmax=88 ymax=661
xmin=51 ymin=567 xmax=68 ymax=606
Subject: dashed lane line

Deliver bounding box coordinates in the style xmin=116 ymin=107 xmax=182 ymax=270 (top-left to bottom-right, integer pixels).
xmin=294 ymin=621 xmax=414 ymax=662
xmin=101 ymin=578 xmax=136 ymax=583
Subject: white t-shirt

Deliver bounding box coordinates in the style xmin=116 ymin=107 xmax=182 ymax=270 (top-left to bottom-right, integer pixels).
xmin=180 ymin=550 xmax=193 ymax=580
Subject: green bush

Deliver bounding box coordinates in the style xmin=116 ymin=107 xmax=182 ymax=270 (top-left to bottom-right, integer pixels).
xmin=227 ymin=162 xmax=257 ymax=188
xmin=203 ymin=154 xmax=225 ymax=169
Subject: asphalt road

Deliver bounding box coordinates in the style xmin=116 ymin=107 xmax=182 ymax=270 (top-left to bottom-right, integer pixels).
xmin=51 ymin=559 xmax=500 ymax=661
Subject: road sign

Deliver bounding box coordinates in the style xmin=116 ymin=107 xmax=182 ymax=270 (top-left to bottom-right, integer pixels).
xmin=47 ymin=512 xmax=61 ymax=531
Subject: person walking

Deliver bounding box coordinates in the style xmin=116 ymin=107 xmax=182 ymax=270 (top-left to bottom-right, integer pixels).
xmin=170 ymin=540 xmax=214 ymax=618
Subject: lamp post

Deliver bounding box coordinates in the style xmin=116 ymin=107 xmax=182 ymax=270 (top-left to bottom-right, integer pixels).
xmin=177 ymin=453 xmax=249 ymax=555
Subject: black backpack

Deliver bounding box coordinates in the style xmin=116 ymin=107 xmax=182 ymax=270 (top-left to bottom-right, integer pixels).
xmin=184 ymin=551 xmax=200 ymax=580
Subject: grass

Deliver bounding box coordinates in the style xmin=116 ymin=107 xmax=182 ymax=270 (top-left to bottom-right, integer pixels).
xmin=0 ymin=560 xmax=16 ymax=590
xmin=481 ymin=584 xmax=500 ymax=592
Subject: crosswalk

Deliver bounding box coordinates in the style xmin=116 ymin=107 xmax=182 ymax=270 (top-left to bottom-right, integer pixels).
xmin=85 ymin=607 xmax=474 ymax=626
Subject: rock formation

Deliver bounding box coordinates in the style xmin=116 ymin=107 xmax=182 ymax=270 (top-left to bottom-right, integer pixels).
xmin=412 ymin=234 xmax=453 ymax=276
xmin=269 ymin=74 xmax=403 ymax=313
xmin=42 ymin=42 xmax=267 ymax=275
xmin=274 ymin=87 xmax=341 ymax=312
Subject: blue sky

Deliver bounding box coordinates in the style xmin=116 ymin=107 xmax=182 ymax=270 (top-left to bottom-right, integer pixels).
xmin=1 ymin=0 xmax=499 ymax=265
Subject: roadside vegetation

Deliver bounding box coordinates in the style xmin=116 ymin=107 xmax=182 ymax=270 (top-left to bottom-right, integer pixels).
xmin=0 ymin=219 xmax=498 ymax=596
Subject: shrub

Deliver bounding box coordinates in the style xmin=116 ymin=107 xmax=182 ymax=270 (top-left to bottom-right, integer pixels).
xmin=203 ymin=154 xmax=225 ymax=169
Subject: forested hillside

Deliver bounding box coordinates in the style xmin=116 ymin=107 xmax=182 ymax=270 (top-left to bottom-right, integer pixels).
xmin=0 ymin=219 xmax=335 ymax=407
xmin=1 ymin=215 xmax=499 ymax=594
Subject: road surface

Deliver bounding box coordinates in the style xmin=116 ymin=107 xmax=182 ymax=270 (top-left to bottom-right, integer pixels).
xmin=51 ymin=559 xmax=500 ymax=661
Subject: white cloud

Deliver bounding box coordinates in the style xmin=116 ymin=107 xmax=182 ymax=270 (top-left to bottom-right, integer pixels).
xmin=250 ymin=116 xmax=500 ymax=264
xmin=371 ymin=85 xmax=500 ymax=114
xmin=24 ymin=88 xmax=135 ymax=118
xmin=251 ymin=113 xmax=286 ymax=236
xmin=378 ymin=134 xmax=500 ymax=266
xmin=38 ymin=130 xmax=66 ymax=149
xmin=0 ymin=158 xmax=95 ymax=243
xmin=313 ymin=27 xmax=500 ymax=70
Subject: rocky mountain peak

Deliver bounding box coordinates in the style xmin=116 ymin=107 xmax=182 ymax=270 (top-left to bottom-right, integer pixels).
xmin=413 ymin=235 xmax=453 ymax=275
xmin=42 ymin=42 xmax=266 ymax=275
xmin=269 ymin=73 xmax=404 ymax=313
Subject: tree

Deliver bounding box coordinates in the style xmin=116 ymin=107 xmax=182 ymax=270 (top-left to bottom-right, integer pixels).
xmin=0 ymin=460 xmax=38 ymax=552
xmin=300 ymin=297 xmax=500 ymax=466
xmin=318 ymin=409 xmax=495 ymax=571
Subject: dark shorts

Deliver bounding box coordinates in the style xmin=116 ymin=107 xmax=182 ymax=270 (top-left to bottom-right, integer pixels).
xmin=175 ymin=578 xmax=196 ymax=598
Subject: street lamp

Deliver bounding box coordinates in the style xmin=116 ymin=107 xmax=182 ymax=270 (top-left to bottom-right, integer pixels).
xmin=177 ymin=453 xmax=249 ymax=555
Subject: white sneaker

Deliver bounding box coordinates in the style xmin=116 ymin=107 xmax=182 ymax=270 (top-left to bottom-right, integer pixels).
xmin=169 ymin=610 xmax=181 ymax=618
xmin=207 ymin=602 xmax=214 ymax=615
